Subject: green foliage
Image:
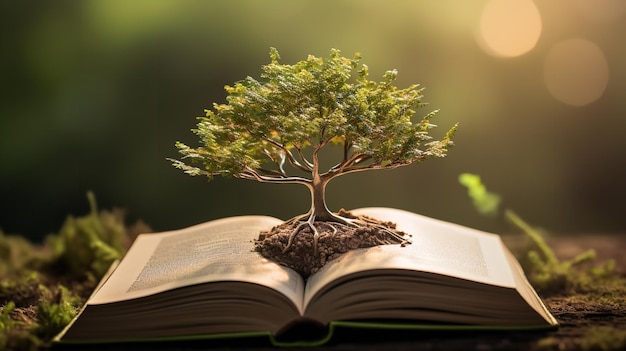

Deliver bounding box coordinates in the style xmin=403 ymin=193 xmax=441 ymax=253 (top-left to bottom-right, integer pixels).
xmin=0 ymin=192 xmax=143 ymax=350
xmin=0 ymin=272 xmax=43 ymax=307
xmin=0 ymin=284 xmax=83 ymax=351
xmin=0 ymin=302 xmax=22 ymax=342
xmin=0 ymin=301 xmax=18 ymax=330
xmin=458 ymin=173 xmax=501 ymax=216
xmin=1 ymin=299 xmax=39 ymax=351
xmin=504 ymin=209 xmax=616 ymax=294
xmin=0 ymin=232 xmax=48 ymax=278
xmin=0 ymin=301 xmax=36 ymax=351
xmin=35 ymin=285 xmax=81 ymax=340
xmin=458 ymin=173 xmax=621 ymax=295
xmin=47 ymin=191 xmax=131 ymax=279
xmin=171 ymin=47 xmax=456 ymax=188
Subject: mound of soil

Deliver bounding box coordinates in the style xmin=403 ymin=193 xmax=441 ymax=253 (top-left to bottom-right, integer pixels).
xmin=254 ymin=210 xmax=410 ymax=278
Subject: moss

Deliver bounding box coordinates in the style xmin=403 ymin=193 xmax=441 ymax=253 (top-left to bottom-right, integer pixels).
xmin=0 ymin=232 xmax=49 ymax=281
xmin=0 ymin=192 xmax=147 ymax=350
xmin=0 ymin=301 xmax=41 ymax=351
xmin=47 ymin=191 xmax=136 ymax=279
xmin=35 ymin=284 xmax=82 ymax=340
xmin=505 ymin=209 xmax=622 ymax=295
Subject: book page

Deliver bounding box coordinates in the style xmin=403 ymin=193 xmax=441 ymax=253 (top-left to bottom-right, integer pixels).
xmin=89 ymin=216 xmax=304 ymax=312
xmin=304 ymin=207 xmax=517 ymax=307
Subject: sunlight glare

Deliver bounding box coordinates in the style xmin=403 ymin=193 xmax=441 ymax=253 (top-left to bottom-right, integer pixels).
xmin=477 ymin=0 xmax=542 ymax=58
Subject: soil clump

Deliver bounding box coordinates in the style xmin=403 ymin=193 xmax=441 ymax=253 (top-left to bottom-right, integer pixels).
xmin=254 ymin=209 xmax=411 ymax=278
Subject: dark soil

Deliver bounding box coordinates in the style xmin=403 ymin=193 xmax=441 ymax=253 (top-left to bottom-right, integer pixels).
xmin=540 ymin=294 xmax=626 ymax=351
xmin=254 ymin=209 xmax=410 ymax=278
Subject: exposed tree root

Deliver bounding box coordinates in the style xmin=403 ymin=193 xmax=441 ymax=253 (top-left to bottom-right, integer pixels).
xmin=254 ymin=209 xmax=411 ymax=278
xmin=279 ymin=210 xmax=411 ymax=255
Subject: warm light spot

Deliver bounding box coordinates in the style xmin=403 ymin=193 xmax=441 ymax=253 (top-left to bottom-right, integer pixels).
xmin=543 ymin=39 xmax=609 ymax=106
xmin=477 ymin=0 xmax=542 ymax=58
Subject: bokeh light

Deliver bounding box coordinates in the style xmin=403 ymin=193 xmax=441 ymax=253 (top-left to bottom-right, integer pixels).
xmin=543 ymin=38 xmax=609 ymax=106
xmin=477 ymin=0 xmax=542 ymax=57
xmin=2 ymin=1 xmax=626 ymax=239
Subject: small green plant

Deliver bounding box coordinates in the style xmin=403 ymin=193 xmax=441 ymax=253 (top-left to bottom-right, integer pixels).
xmin=505 ymin=209 xmax=616 ymax=293
xmin=47 ymin=191 xmax=132 ymax=279
xmin=171 ymin=48 xmax=456 ymax=253
xmin=458 ymin=173 xmax=618 ymax=294
xmin=457 ymin=172 xmax=501 ymax=217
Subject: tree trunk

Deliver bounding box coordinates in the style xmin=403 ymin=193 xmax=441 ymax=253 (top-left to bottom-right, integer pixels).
xmin=308 ymin=144 xmax=335 ymax=221
xmin=309 ymin=176 xmax=334 ymax=221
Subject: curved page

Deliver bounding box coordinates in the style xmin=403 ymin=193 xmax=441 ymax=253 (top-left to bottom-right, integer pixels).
xmin=304 ymin=207 xmax=516 ymax=308
xmin=89 ymin=216 xmax=305 ymax=314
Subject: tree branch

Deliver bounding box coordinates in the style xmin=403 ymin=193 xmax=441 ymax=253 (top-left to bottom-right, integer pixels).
xmin=261 ymin=136 xmax=312 ymax=172
xmin=261 ymin=148 xmax=287 ymax=177
xmin=335 ymin=152 xmax=372 ymax=173
xmin=319 ymin=135 xmax=334 ymax=148
xmin=343 ymin=139 xmax=352 ymax=163
xmin=332 ymin=159 xmax=413 ymax=178
xmin=238 ymin=166 xmax=311 ymax=184
xmin=294 ymin=145 xmax=314 ymax=170
xmin=257 ymin=167 xmax=288 ymax=177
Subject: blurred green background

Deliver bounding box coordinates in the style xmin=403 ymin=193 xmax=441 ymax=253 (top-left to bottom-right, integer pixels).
xmin=2 ymin=0 xmax=625 ymax=240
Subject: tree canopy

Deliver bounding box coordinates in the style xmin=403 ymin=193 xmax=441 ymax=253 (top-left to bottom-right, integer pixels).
xmin=171 ymin=48 xmax=456 ymax=221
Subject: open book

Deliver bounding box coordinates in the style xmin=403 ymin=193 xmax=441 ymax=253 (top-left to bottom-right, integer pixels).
xmin=55 ymin=207 xmax=558 ymax=346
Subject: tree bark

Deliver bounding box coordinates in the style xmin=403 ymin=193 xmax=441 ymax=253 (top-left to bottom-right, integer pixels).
xmin=309 ymin=176 xmax=334 ymax=221
xmin=309 ymin=146 xmax=335 ymax=221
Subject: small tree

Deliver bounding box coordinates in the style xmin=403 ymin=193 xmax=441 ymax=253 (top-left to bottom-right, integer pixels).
xmin=171 ymin=48 xmax=456 ymax=255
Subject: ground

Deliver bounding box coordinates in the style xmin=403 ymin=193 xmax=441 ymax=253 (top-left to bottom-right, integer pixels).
xmin=1 ymin=207 xmax=625 ymax=351
xmin=541 ymin=294 xmax=626 ymax=351
xmin=516 ymin=234 xmax=626 ymax=351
